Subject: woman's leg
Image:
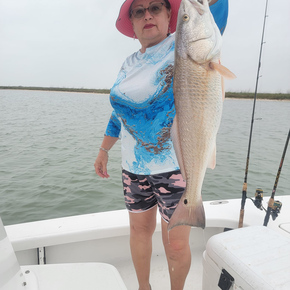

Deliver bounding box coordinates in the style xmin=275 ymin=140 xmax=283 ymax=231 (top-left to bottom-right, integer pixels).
xmin=162 ymin=219 xmax=191 ymax=290
xmin=129 ymin=206 xmax=157 ymax=290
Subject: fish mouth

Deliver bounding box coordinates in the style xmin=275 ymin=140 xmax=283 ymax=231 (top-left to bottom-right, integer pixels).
xmin=188 ymin=0 xmax=208 ymax=15
xmin=194 ymin=0 xmax=211 ymax=4
xmin=189 ymin=0 xmax=203 ymax=6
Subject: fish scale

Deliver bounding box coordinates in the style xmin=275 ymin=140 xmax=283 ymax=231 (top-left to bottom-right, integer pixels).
xmin=168 ymin=0 xmax=235 ymax=230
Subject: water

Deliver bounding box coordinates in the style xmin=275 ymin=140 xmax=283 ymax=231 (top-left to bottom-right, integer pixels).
xmin=0 ymin=90 xmax=289 ymax=226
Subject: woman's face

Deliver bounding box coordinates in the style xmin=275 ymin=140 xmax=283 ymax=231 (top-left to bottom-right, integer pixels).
xmin=130 ymin=0 xmax=171 ymax=52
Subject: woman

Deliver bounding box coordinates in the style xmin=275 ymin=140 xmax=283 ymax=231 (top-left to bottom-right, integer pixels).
xmin=94 ymin=0 xmax=228 ymax=289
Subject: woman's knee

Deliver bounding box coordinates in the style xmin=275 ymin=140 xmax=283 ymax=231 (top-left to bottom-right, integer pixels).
xmin=130 ymin=221 xmax=156 ymax=238
xmin=162 ymin=222 xmax=191 ymax=259
xmin=129 ymin=208 xmax=157 ymax=238
xmin=165 ymin=238 xmax=190 ymax=255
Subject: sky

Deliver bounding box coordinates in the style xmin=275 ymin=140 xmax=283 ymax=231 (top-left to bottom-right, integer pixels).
xmin=0 ymin=0 xmax=289 ymax=93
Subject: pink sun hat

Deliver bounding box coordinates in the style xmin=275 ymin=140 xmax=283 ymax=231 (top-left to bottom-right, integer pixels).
xmin=116 ymin=0 xmax=182 ymax=38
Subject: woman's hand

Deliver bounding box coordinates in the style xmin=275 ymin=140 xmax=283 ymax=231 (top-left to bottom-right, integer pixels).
xmin=94 ymin=149 xmax=110 ymax=178
xmin=94 ymin=136 xmax=119 ymax=178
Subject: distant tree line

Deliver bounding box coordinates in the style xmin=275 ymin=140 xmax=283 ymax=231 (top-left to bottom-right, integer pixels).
xmin=0 ymin=86 xmax=110 ymax=94
xmin=0 ymin=86 xmax=289 ymax=100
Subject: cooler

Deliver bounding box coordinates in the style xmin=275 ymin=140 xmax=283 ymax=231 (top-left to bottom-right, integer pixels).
xmin=202 ymin=226 xmax=290 ymax=290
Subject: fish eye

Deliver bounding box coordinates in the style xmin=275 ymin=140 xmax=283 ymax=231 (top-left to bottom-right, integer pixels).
xmin=183 ymin=14 xmax=190 ymax=22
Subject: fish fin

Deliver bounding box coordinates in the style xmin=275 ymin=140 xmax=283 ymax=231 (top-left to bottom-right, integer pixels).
xmin=207 ymin=143 xmax=216 ymax=169
xmin=168 ymin=193 xmax=205 ymax=231
xmin=171 ymin=116 xmax=186 ymax=180
xmin=210 ymin=62 xmax=236 ymax=79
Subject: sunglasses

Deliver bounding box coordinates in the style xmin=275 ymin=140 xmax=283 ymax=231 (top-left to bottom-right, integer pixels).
xmin=130 ymin=2 xmax=165 ymax=19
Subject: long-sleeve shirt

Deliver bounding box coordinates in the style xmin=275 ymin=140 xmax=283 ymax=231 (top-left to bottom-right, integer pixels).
xmin=105 ymin=0 xmax=228 ymax=175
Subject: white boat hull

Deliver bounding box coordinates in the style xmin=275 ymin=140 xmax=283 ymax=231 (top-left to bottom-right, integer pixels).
xmin=4 ymin=196 xmax=290 ymax=290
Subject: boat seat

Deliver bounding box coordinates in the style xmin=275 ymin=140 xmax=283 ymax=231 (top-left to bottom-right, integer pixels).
xmin=0 ymin=218 xmax=127 ymax=290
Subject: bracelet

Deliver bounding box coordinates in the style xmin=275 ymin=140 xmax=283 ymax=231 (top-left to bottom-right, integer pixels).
xmin=100 ymin=147 xmax=109 ymax=154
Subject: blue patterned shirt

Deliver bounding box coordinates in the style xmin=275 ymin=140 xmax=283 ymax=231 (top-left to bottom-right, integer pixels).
xmin=105 ymin=0 xmax=228 ymax=174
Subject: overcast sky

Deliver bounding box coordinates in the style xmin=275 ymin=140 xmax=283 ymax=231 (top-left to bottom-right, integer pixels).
xmin=0 ymin=0 xmax=289 ymax=93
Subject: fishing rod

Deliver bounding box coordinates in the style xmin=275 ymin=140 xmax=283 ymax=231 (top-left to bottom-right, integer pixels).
xmin=263 ymin=129 xmax=290 ymax=226
xmin=238 ymin=0 xmax=269 ymax=228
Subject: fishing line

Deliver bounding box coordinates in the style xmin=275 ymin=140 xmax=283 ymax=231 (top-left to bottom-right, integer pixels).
xmin=238 ymin=0 xmax=269 ymax=228
xmin=263 ymin=129 xmax=290 ymax=226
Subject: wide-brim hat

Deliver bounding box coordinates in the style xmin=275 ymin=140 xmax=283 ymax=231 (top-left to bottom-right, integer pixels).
xmin=116 ymin=0 xmax=182 ymax=38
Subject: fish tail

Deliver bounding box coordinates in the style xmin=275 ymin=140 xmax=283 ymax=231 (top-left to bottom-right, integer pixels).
xmin=168 ymin=193 xmax=205 ymax=231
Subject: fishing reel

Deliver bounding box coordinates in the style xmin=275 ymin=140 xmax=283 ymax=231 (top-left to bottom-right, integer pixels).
xmin=253 ymin=188 xmax=264 ymax=210
xmin=270 ymin=200 xmax=282 ymax=221
xmin=253 ymin=188 xmax=282 ymax=220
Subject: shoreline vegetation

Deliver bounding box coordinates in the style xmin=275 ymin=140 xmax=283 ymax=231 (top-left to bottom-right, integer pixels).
xmin=0 ymin=86 xmax=289 ymax=100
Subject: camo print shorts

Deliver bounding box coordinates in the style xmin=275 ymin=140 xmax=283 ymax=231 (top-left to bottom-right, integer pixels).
xmin=122 ymin=169 xmax=186 ymax=222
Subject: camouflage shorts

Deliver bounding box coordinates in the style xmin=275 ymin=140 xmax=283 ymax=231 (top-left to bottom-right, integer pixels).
xmin=122 ymin=169 xmax=186 ymax=222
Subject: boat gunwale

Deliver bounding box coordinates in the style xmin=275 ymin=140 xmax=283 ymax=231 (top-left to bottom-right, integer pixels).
xmin=6 ymin=196 xmax=290 ymax=252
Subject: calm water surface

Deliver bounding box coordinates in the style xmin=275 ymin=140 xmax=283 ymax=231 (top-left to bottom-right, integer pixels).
xmin=0 ymin=90 xmax=289 ymax=225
